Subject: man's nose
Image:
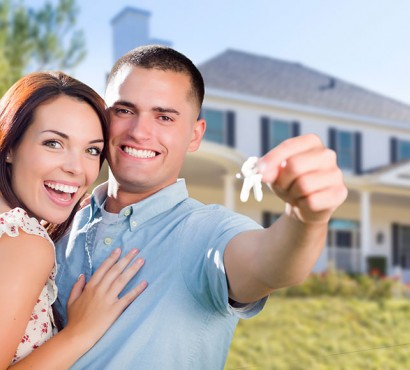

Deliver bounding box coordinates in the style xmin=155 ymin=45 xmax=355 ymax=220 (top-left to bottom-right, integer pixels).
xmin=128 ymin=114 xmax=152 ymax=139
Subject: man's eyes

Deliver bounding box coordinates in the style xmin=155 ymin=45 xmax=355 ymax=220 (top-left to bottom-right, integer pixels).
xmin=159 ymin=115 xmax=173 ymax=122
xmin=113 ymin=107 xmax=132 ymax=115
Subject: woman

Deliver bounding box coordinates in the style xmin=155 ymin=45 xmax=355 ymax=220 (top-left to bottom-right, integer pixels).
xmin=0 ymin=72 xmax=147 ymax=368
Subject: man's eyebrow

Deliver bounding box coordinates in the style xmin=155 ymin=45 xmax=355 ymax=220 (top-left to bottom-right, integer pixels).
xmin=153 ymin=106 xmax=180 ymax=115
xmin=111 ymin=101 xmax=180 ymax=115
xmin=112 ymin=100 xmax=137 ymax=109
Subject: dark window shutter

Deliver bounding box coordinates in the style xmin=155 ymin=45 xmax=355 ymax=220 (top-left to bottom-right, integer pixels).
xmin=261 ymin=116 xmax=270 ymax=156
xmin=292 ymin=121 xmax=300 ymax=137
xmin=354 ymin=132 xmax=362 ymax=174
xmin=390 ymin=137 xmax=398 ymax=163
xmin=328 ymin=128 xmax=337 ymax=150
xmin=392 ymin=223 xmax=400 ymax=266
xmin=226 ymin=111 xmax=235 ymax=148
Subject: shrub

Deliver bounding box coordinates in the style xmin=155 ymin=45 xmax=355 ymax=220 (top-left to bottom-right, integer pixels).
xmin=273 ymin=265 xmax=405 ymax=300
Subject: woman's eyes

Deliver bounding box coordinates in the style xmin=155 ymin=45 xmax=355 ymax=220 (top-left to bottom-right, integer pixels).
xmin=87 ymin=147 xmax=102 ymax=156
xmin=43 ymin=140 xmax=102 ymax=156
xmin=43 ymin=140 xmax=62 ymax=149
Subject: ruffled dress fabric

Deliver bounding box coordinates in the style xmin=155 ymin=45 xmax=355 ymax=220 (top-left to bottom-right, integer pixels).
xmin=0 ymin=208 xmax=57 ymax=364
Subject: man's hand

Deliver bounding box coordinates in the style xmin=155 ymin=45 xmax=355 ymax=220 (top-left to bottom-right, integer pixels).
xmin=257 ymin=134 xmax=348 ymax=225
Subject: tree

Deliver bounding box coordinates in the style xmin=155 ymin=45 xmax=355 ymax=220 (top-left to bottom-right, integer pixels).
xmin=0 ymin=0 xmax=86 ymax=96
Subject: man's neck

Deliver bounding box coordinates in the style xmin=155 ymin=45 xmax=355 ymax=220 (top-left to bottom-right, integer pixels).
xmin=105 ymin=189 xmax=154 ymax=213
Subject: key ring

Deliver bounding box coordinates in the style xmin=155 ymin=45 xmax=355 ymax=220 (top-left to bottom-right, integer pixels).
xmin=236 ymin=156 xmax=263 ymax=202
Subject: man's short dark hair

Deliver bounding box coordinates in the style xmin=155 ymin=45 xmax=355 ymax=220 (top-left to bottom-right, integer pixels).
xmin=107 ymin=45 xmax=205 ymax=111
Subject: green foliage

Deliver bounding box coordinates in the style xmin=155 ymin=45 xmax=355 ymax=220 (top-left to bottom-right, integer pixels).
xmin=226 ymin=297 xmax=410 ymax=370
xmin=0 ymin=0 xmax=85 ymax=96
xmin=273 ymin=266 xmax=404 ymax=301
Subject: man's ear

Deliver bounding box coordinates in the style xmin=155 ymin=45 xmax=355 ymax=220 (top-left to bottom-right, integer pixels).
xmin=188 ymin=118 xmax=206 ymax=152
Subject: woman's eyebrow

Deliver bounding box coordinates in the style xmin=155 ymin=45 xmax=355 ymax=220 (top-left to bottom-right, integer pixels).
xmin=41 ymin=130 xmax=68 ymax=139
xmin=41 ymin=130 xmax=104 ymax=144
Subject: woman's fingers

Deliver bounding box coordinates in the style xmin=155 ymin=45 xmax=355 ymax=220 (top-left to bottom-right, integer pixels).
xmin=117 ymin=280 xmax=148 ymax=309
xmin=109 ymin=256 xmax=146 ymax=297
xmin=83 ymin=248 xmax=146 ymax=305
xmin=89 ymin=248 xmax=122 ymax=284
xmin=89 ymin=248 xmax=138 ymax=286
xmin=67 ymin=274 xmax=86 ymax=307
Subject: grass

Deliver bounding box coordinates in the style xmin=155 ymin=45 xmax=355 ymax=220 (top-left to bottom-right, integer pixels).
xmin=225 ymin=297 xmax=410 ymax=370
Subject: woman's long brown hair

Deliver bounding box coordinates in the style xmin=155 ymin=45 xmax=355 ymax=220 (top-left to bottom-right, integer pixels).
xmin=0 ymin=71 xmax=109 ymax=242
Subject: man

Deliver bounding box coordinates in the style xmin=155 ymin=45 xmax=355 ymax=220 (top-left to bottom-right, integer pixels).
xmin=55 ymin=45 xmax=347 ymax=369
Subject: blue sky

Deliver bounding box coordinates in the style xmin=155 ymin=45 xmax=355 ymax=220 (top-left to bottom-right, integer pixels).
xmin=28 ymin=0 xmax=410 ymax=104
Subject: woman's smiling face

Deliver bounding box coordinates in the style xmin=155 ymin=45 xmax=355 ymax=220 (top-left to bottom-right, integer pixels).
xmin=7 ymin=95 xmax=104 ymax=224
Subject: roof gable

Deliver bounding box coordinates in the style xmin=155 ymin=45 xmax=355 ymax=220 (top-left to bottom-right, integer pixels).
xmin=198 ymin=49 xmax=410 ymax=124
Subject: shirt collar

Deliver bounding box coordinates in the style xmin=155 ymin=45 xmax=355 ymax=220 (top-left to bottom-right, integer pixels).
xmin=89 ymin=179 xmax=189 ymax=229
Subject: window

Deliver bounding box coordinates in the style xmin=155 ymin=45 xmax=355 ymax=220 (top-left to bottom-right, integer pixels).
xmin=269 ymin=120 xmax=293 ymax=148
xmin=260 ymin=117 xmax=299 ymax=155
xmin=201 ymin=108 xmax=235 ymax=147
xmin=393 ymin=224 xmax=410 ymax=268
xmin=262 ymin=212 xmax=280 ymax=228
xmin=329 ymin=128 xmax=362 ymax=173
xmin=337 ymin=131 xmax=355 ymax=170
xmin=327 ymin=219 xmax=360 ymax=249
xmin=397 ymin=140 xmax=410 ymax=161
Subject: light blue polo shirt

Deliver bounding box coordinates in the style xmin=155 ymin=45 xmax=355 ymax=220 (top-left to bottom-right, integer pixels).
xmin=55 ymin=179 xmax=266 ymax=370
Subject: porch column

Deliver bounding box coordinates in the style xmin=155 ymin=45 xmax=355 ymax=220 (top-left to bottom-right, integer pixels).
xmin=360 ymin=190 xmax=372 ymax=273
xmin=223 ymin=174 xmax=236 ymax=211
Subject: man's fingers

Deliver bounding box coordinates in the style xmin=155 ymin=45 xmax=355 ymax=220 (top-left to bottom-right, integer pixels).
xmin=292 ymin=185 xmax=348 ymax=223
xmin=80 ymin=193 xmax=92 ymax=209
xmin=284 ymin=167 xmax=343 ymax=200
xmin=257 ymin=134 xmax=324 ymax=184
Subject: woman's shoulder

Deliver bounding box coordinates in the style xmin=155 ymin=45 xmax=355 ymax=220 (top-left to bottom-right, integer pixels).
xmin=0 ymin=207 xmax=55 ymax=275
xmin=0 ymin=207 xmax=52 ymax=244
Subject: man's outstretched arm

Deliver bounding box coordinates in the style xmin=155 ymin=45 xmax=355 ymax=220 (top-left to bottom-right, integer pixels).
xmin=224 ymin=134 xmax=348 ymax=303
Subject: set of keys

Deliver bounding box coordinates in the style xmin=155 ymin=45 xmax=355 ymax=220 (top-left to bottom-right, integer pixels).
xmin=236 ymin=156 xmax=263 ymax=203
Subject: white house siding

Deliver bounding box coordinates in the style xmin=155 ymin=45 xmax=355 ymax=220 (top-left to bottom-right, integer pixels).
xmin=184 ymin=90 xmax=410 ymax=280
xmin=109 ymin=7 xmax=410 ymax=279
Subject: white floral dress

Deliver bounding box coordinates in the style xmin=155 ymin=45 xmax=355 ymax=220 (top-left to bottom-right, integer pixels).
xmin=0 ymin=208 xmax=58 ymax=364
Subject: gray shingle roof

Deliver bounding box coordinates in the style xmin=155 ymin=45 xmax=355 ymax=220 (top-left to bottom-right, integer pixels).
xmin=198 ymin=49 xmax=410 ymax=124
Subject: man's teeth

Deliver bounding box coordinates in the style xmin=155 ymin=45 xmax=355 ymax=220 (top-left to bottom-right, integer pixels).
xmin=124 ymin=147 xmax=156 ymax=158
xmin=45 ymin=182 xmax=78 ymax=194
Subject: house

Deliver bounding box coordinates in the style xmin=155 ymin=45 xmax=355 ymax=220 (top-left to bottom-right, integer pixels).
xmin=109 ymin=7 xmax=410 ymax=281
xmin=187 ymin=49 xmax=410 ymax=281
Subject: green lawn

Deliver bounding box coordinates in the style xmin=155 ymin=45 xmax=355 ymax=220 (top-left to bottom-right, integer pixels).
xmin=225 ymin=297 xmax=410 ymax=370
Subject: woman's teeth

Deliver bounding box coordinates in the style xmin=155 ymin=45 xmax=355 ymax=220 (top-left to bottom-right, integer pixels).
xmin=45 ymin=182 xmax=78 ymax=194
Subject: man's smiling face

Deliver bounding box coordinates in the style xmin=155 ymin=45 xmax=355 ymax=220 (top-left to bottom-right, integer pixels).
xmin=105 ymin=65 xmax=205 ymax=200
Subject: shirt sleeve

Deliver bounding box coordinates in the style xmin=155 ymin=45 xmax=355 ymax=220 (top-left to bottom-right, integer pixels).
xmin=180 ymin=204 xmax=267 ymax=318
